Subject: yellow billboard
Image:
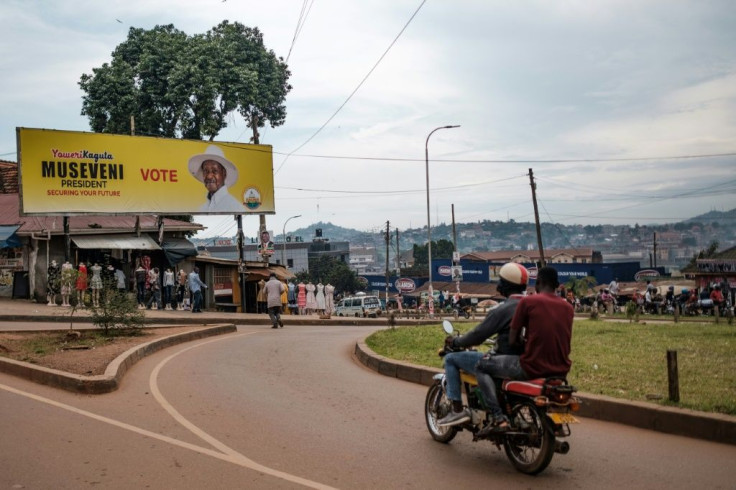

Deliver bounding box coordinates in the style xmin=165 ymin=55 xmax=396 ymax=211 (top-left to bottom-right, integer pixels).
xmin=17 ymin=128 xmax=275 ymax=216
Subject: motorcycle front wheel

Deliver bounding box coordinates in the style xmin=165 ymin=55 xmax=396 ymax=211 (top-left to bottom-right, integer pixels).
xmin=503 ymin=402 xmax=555 ymax=475
xmin=424 ymin=381 xmax=458 ymax=443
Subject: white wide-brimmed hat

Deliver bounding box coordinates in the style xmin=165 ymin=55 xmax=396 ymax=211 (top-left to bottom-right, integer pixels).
xmin=188 ymin=145 xmax=238 ymax=188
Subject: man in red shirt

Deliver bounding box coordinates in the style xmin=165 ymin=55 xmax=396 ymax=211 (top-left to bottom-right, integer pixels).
xmin=476 ymin=266 xmax=574 ymax=433
xmin=710 ymin=284 xmax=724 ymax=311
xmin=510 ymin=267 xmax=574 ymax=380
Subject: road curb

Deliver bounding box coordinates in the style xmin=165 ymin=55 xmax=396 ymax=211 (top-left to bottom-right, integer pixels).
xmin=0 ymin=324 xmax=237 ymax=394
xmin=354 ymin=340 xmax=736 ymax=446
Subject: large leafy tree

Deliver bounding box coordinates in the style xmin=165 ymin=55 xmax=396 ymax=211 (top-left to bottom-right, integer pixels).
xmin=79 ymin=21 xmax=291 ymax=141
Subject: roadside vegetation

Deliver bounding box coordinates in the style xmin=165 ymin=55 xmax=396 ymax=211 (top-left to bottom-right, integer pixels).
xmin=366 ymin=320 xmax=736 ymax=415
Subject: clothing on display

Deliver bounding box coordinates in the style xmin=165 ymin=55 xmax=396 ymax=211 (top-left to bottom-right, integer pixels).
xmin=76 ymin=263 xmax=88 ymax=291
xmin=297 ymin=282 xmax=307 ymax=314
xmin=316 ymin=283 xmax=326 ymax=310
xmin=90 ymin=264 xmax=103 ymax=290
xmin=324 ymin=284 xmax=335 ymax=314
xmin=305 ymin=282 xmax=317 ymax=311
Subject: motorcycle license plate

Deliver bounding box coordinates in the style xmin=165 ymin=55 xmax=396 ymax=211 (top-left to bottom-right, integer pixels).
xmin=548 ymin=412 xmax=579 ymax=425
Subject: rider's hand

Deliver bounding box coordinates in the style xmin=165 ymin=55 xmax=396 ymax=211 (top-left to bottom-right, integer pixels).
xmin=444 ymin=336 xmax=456 ymax=349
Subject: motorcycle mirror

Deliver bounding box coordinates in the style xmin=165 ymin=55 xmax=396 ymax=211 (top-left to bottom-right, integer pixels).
xmin=442 ymin=320 xmax=454 ymax=335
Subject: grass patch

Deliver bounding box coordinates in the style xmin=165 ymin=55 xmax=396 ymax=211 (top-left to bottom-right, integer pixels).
xmin=5 ymin=329 xmax=144 ymax=363
xmin=366 ymin=320 xmax=736 ymax=415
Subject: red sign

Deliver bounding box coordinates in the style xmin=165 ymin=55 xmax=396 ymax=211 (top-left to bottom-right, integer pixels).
xmin=438 ymin=265 xmax=452 ymax=277
xmin=394 ymin=278 xmax=416 ymax=293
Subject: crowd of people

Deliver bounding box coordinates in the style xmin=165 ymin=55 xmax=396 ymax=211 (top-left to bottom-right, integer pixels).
xmin=576 ymin=277 xmax=733 ymax=317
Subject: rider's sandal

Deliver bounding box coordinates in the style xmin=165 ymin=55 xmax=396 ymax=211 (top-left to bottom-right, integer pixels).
xmin=489 ymin=416 xmax=510 ymax=433
xmin=474 ymin=417 xmax=509 ymax=440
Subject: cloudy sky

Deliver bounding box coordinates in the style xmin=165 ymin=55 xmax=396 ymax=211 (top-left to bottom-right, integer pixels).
xmin=2 ymin=0 xmax=735 ymax=239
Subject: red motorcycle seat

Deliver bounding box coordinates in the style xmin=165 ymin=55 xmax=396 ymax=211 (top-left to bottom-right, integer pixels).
xmin=502 ymin=378 xmax=546 ymax=396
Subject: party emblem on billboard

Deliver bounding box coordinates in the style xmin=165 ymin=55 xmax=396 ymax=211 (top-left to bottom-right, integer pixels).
xmin=244 ymin=187 xmax=262 ymax=210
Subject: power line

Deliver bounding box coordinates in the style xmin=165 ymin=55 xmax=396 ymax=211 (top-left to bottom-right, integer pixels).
xmin=285 ymin=0 xmax=315 ymax=63
xmin=275 ymin=150 xmax=736 ymax=164
xmin=276 ymin=174 xmax=524 ymax=195
xmin=273 ymin=0 xmax=428 ymax=175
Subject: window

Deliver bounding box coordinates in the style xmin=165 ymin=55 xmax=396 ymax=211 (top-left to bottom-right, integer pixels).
xmin=287 ymin=259 xmax=294 ymax=268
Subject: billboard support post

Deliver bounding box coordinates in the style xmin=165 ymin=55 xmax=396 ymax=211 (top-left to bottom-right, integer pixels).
xmin=237 ymin=215 xmax=247 ymax=313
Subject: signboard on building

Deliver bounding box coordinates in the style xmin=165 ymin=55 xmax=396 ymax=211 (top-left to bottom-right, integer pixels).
xmin=634 ymin=269 xmax=660 ymax=282
xmin=17 ymin=128 xmax=274 ymax=216
xmin=394 ymin=277 xmax=416 ymax=293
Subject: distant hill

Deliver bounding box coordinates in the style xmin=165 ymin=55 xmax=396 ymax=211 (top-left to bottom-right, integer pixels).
xmin=191 ymin=208 xmax=736 ymax=259
xmin=684 ymin=208 xmax=736 ymax=225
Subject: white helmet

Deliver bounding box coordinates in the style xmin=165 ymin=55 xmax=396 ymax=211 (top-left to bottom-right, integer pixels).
xmin=499 ymin=263 xmax=529 ymax=286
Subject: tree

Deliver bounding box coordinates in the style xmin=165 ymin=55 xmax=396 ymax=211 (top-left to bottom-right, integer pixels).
xmin=88 ymin=277 xmax=145 ymax=335
xmin=685 ymin=240 xmax=719 ymax=269
xmin=411 ymin=239 xmax=455 ymax=269
xmin=565 ymin=276 xmax=597 ymax=299
xmin=79 ymin=21 xmax=291 ymax=141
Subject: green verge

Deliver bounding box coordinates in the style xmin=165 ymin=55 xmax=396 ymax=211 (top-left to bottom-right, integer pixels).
xmin=365 ymin=320 xmax=736 ymax=415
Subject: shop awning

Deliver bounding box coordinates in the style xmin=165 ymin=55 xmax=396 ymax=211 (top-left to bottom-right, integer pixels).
xmin=161 ymin=237 xmax=197 ymax=266
xmin=0 ymin=225 xmax=22 ymax=248
xmin=71 ymin=234 xmax=161 ymax=250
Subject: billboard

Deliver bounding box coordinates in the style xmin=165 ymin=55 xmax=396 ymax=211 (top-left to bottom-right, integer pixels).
xmin=17 ymin=128 xmax=274 ymax=216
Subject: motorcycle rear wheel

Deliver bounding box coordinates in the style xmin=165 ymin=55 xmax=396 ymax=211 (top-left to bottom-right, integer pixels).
xmin=424 ymin=381 xmax=458 ymax=443
xmin=503 ymin=402 xmax=555 ymax=475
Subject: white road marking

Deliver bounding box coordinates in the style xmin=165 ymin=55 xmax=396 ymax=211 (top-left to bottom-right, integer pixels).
xmin=0 ymin=330 xmax=338 ymax=490
xmin=148 ymin=330 xmax=339 ymax=490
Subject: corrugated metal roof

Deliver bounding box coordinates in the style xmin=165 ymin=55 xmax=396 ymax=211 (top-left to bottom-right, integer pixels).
xmin=462 ymin=248 xmax=594 ymax=262
xmin=0 ymin=193 xmax=203 ymax=234
xmin=0 ymin=161 xmax=19 ymax=194
xmin=71 ymin=234 xmax=161 ymax=250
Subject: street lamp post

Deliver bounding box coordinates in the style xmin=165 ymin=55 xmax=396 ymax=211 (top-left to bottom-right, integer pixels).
xmin=425 ymin=125 xmax=460 ymax=317
xmin=282 ymin=214 xmax=302 ymax=268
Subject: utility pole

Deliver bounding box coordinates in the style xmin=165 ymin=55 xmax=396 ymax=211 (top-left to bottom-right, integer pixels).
xmin=385 ymin=220 xmax=390 ymax=308
xmin=237 ymin=215 xmax=247 ymax=312
xmin=529 ymin=168 xmax=546 ymax=267
xmin=395 ymin=228 xmax=400 ymax=274
xmin=452 ymin=203 xmax=460 ymax=295
xmin=451 ymin=204 xmax=458 ymax=252
xmin=653 ymin=231 xmax=658 ymax=268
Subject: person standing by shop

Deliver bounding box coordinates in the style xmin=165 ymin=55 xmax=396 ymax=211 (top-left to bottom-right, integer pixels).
xmin=264 ymin=273 xmax=285 ymax=328
xmin=188 ymin=267 xmax=207 ymax=313
xmin=135 ymin=264 xmax=147 ymax=309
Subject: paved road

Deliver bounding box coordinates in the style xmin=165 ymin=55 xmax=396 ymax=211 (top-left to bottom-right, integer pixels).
xmin=2 ymin=324 xmax=735 ymax=489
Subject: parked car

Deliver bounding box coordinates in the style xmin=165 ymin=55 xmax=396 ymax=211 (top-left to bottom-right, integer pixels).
xmin=336 ymin=294 xmax=382 ymax=317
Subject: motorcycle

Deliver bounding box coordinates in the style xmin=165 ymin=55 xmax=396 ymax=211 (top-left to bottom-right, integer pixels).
xmin=424 ymin=320 xmax=580 ymax=475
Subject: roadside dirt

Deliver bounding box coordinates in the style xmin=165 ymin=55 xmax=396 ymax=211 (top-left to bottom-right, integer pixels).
xmin=0 ymin=327 xmax=201 ymax=376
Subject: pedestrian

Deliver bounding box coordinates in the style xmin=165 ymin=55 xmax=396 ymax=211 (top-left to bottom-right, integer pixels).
xmin=188 ymin=267 xmax=207 ymax=313
xmin=264 ymin=272 xmax=285 ymax=328
xmin=135 ymin=263 xmax=147 ymax=308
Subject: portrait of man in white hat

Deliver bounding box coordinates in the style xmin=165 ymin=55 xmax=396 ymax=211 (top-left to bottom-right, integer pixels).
xmin=188 ymin=145 xmax=246 ymax=212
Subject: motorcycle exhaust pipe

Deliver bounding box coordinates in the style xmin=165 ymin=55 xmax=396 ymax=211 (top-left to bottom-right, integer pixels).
xmin=554 ymin=440 xmax=570 ymax=455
